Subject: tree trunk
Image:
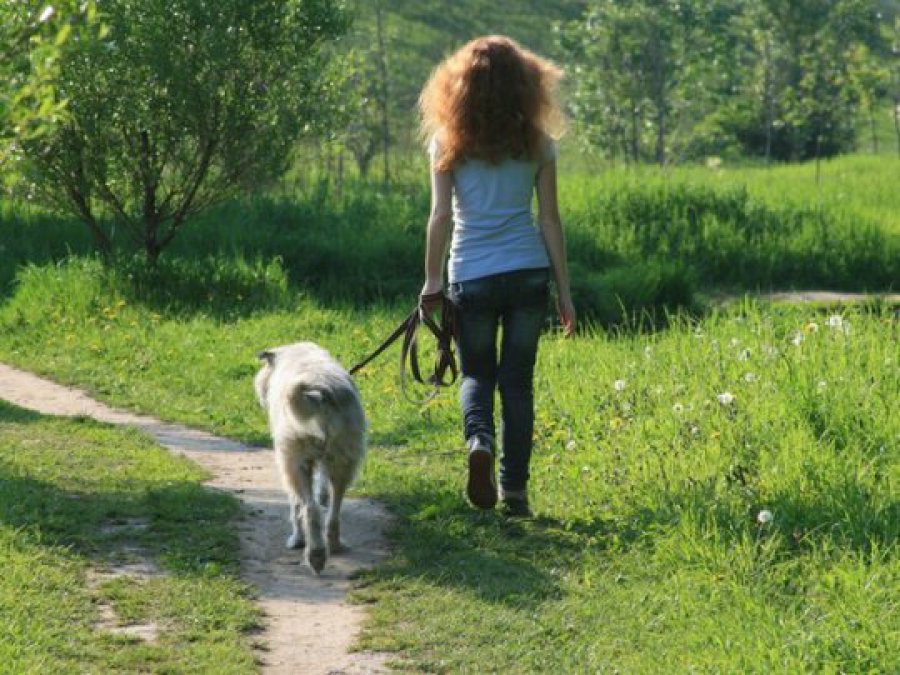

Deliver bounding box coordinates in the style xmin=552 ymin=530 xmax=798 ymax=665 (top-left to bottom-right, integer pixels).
xmin=630 ymin=101 xmax=640 ymax=163
xmin=375 ymin=2 xmax=390 ymax=186
xmin=762 ymin=37 xmax=774 ymax=164
xmin=869 ymin=107 xmax=878 ymax=154
xmin=655 ymin=105 xmax=666 ymax=166
xmin=894 ymin=97 xmax=900 ymax=158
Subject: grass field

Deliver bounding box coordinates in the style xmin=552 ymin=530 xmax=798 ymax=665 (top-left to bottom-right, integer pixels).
xmin=0 ymin=258 xmax=896 ymax=672
xmin=0 ymin=154 xmax=898 ymax=671
xmin=0 ymin=400 xmax=259 ymax=672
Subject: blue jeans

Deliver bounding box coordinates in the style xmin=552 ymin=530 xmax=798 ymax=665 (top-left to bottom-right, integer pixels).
xmin=448 ymin=267 xmax=550 ymax=492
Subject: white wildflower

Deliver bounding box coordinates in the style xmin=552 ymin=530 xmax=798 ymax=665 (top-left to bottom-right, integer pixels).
xmin=565 ymin=440 xmax=577 ymax=452
xmin=757 ymin=509 xmax=773 ymax=524
xmin=39 ymin=6 xmax=55 ymax=22
xmin=826 ymin=315 xmax=843 ymax=329
xmin=791 ymin=333 xmax=804 ymax=346
xmin=614 ymin=379 xmax=626 ymax=392
xmin=717 ymin=392 xmax=735 ymax=406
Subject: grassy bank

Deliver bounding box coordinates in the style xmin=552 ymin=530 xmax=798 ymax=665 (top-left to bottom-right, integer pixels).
xmin=0 ymin=400 xmax=258 ymax=672
xmin=0 ymin=259 xmax=896 ymax=672
xmin=2 ymin=154 xmax=896 ymax=326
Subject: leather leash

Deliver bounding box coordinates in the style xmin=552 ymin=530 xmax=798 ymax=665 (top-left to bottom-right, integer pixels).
xmin=349 ymin=292 xmax=458 ymax=389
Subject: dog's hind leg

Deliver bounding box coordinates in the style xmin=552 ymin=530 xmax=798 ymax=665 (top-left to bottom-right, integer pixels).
xmin=278 ymin=446 xmax=328 ymax=572
xmin=324 ymin=457 xmax=357 ymax=554
xmin=276 ymin=446 xmax=306 ymax=550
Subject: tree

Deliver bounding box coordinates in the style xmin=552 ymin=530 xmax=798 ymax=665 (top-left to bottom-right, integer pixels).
xmin=560 ymin=0 xmax=716 ymax=165
xmin=847 ymin=43 xmax=890 ymax=152
xmin=756 ymin=0 xmax=883 ymax=160
xmin=0 ymin=1 xmax=100 ymax=181
xmin=21 ymin=0 xmax=347 ymax=261
xmin=892 ymin=16 xmax=900 ymax=156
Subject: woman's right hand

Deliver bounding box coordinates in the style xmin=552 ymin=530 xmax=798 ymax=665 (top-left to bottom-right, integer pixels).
xmin=419 ymin=280 xmax=445 ymax=318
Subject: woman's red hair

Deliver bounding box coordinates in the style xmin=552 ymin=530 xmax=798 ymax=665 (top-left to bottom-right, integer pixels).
xmin=419 ymin=35 xmax=564 ymax=171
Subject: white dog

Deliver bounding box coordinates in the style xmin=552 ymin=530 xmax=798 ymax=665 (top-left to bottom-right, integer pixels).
xmin=254 ymin=342 xmax=367 ymax=573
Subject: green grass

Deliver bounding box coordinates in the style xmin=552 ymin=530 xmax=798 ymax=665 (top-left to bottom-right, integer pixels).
xmin=3 ymin=154 xmax=896 ymax=327
xmin=0 ymin=258 xmax=896 ymax=672
xmin=0 ymin=154 xmax=897 ymax=671
xmin=0 ymin=400 xmax=259 ymax=672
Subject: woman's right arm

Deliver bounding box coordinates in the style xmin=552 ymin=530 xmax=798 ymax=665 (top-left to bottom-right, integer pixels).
xmin=536 ymin=159 xmax=576 ymax=336
xmin=421 ymin=167 xmax=453 ymax=298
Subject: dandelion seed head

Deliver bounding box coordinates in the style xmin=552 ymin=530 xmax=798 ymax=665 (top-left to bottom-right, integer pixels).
xmin=757 ymin=509 xmax=773 ymax=524
xmin=614 ymin=379 xmax=626 ymax=392
xmin=826 ymin=315 xmax=843 ymax=329
xmin=717 ymin=392 xmax=735 ymax=406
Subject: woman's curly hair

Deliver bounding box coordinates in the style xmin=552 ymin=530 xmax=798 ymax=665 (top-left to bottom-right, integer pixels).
xmin=419 ymin=35 xmax=564 ymax=171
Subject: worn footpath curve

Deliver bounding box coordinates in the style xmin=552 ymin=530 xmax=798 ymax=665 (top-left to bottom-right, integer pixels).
xmin=0 ymin=363 xmax=392 ymax=675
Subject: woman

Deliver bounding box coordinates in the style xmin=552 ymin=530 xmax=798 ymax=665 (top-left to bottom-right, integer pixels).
xmin=419 ymin=36 xmax=575 ymax=517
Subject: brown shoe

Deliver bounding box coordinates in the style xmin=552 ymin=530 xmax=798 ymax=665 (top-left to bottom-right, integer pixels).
xmin=466 ymin=436 xmax=497 ymax=509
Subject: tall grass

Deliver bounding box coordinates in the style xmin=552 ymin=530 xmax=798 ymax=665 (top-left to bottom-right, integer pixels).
xmin=2 ymin=155 xmax=897 ymax=326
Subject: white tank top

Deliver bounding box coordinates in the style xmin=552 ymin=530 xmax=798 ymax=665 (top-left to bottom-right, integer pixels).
xmin=429 ymin=135 xmax=556 ymax=283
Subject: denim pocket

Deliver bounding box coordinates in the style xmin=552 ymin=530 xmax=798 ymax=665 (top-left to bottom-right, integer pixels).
xmin=512 ymin=268 xmax=550 ymax=307
xmin=449 ymin=277 xmax=495 ymax=310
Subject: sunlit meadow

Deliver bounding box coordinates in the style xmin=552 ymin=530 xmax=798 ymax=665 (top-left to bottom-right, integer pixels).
xmin=0 ymin=253 xmax=895 ymax=671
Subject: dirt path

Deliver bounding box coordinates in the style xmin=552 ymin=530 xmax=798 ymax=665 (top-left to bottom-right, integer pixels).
xmin=710 ymin=290 xmax=900 ymax=305
xmin=0 ymin=362 xmax=392 ymax=675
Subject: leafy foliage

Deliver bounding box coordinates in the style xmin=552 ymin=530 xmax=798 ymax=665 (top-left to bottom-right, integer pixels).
xmin=561 ymin=0 xmax=896 ymax=162
xmin=19 ymin=0 xmax=348 ymax=260
xmin=0 ymin=1 xmax=100 ymax=180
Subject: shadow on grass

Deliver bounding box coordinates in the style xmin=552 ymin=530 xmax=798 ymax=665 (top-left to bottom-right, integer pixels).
xmin=621 ymin=471 xmax=898 ymax=557
xmin=0 ymin=466 xmax=242 ymax=574
xmin=0 ymin=402 xmax=243 ymax=575
xmin=362 ymin=482 xmax=608 ymax=609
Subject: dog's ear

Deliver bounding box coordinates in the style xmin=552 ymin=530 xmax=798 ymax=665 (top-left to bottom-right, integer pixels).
xmin=257 ymin=350 xmax=276 ymax=365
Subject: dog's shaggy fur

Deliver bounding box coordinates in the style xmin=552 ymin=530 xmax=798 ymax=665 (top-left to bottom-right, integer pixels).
xmin=254 ymin=342 xmax=367 ymax=573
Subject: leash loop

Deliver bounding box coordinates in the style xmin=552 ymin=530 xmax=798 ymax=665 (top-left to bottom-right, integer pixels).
xmin=349 ymin=292 xmax=458 ymax=390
